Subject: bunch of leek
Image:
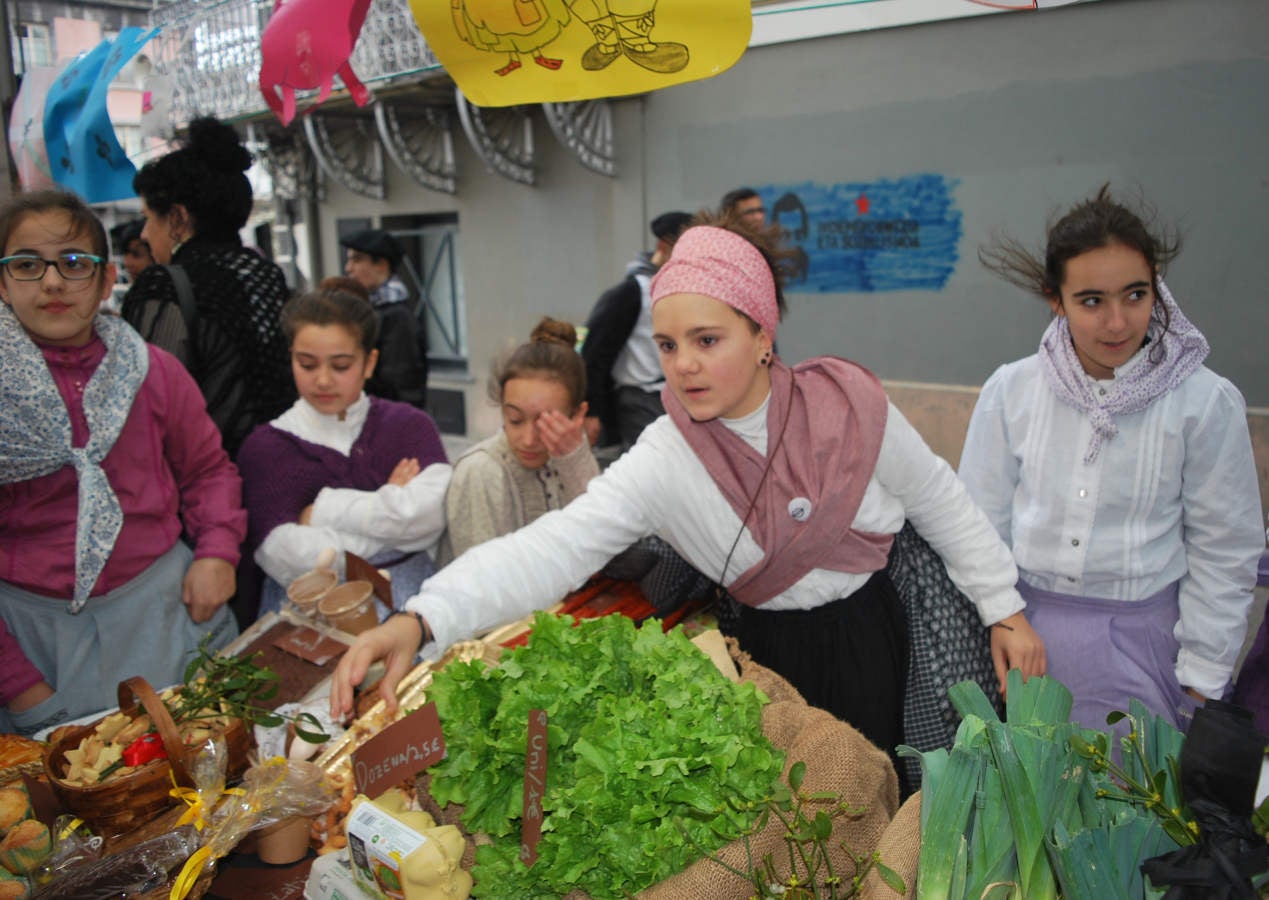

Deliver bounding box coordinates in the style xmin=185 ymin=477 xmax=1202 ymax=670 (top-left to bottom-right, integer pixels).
xmin=902 ymin=671 xmax=1194 ymax=899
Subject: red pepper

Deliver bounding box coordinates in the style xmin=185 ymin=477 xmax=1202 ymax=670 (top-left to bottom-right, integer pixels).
xmin=121 ymin=732 xmax=168 ymax=766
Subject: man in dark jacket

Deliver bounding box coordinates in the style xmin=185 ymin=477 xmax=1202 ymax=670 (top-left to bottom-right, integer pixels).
xmin=581 ymin=211 xmax=692 ymax=450
xmin=340 ymin=228 xmax=429 ymax=408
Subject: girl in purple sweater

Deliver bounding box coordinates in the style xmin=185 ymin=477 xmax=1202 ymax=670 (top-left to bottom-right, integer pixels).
xmin=237 ymin=287 xmax=451 ymax=618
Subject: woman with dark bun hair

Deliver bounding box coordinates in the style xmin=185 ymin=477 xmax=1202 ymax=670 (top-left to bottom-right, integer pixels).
xmin=122 ymin=116 xmax=295 ymax=458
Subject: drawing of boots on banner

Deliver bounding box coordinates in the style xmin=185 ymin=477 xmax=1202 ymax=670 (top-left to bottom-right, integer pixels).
xmin=452 ymin=0 xmax=571 ymax=75
xmin=574 ymin=0 xmax=689 ymax=73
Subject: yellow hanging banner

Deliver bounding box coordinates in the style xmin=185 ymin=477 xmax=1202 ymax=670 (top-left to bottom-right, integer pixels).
xmin=412 ymin=0 xmax=752 ymax=107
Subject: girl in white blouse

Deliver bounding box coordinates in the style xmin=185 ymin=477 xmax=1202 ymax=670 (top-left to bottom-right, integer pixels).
xmin=332 ymin=213 xmax=1044 ymax=769
xmin=959 ymin=185 xmax=1263 ymax=731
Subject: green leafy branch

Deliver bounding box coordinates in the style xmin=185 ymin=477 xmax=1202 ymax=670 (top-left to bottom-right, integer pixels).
xmin=680 ymin=760 xmax=906 ymax=899
xmin=174 ymin=637 xmax=330 ymax=744
xmin=1069 ymin=710 xmax=1198 ymax=847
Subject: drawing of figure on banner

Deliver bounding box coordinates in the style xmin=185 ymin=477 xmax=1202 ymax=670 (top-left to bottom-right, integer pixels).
xmin=771 ymin=192 xmax=811 ymax=283
xmin=452 ymin=0 xmax=573 ymax=75
xmin=453 ymin=0 xmax=688 ymax=77
xmin=570 ymin=0 xmax=687 ymax=73
xmin=416 ymin=0 xmax=746 ymax=106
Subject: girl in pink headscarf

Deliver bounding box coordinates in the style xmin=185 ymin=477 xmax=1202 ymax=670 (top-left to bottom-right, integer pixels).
xmin=330 ymin=211 xmax=1043 ymax=777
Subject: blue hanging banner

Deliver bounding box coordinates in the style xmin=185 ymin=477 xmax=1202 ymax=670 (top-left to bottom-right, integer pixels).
xmin=44 ymin=40 xmax=114 ymax=192
xmin=755 ymin=175 xmax=962 ymax=293
xmin=45 ymin=26 xmax=160 ymax=203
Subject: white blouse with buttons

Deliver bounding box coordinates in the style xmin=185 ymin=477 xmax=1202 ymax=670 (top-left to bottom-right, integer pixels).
xmin=959 ymin=352 xmax=1264 ymax=696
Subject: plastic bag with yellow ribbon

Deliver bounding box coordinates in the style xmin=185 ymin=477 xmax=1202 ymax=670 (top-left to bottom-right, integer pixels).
xmin=168 ymin=739 xmax=336 ymax=899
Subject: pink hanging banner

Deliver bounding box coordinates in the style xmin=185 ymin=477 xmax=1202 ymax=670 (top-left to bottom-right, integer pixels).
xmin=259 ymin=0 xmax=373 ymax=125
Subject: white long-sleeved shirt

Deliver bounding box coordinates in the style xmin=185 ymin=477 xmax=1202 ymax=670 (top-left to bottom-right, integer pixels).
xmin=958 ymin=352 xmax=1264 ymax=697
xmin=410 ymin=396 xmax=1024 ymax=652
xmin=253 ymin=395 xmax=451 ymax=585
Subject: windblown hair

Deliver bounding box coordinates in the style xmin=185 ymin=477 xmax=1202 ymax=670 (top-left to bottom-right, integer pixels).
xmin=978 ymin=184 xmax=1181 ymax=342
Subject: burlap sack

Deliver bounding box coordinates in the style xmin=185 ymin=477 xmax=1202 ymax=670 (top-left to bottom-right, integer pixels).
xmin=639 ymin=640 xmax=900 ymax=898
xmin=862 ymin=791 xmax=921 ymax=898
xmin=420 ymin=639 xmax=901 ymax=898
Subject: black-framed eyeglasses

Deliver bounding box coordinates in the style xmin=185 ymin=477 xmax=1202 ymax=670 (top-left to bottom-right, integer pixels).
xmin=0 ymin=253 xmax=105 ymax=281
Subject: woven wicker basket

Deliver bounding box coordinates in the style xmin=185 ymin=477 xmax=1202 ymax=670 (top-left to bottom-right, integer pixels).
xmin=42 ymin=676 xmax=251 ymax=837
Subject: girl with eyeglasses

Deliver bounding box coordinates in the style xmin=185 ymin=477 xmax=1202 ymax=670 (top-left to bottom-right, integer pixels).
xmin=0 ymin=190 xmax=245 ymax=735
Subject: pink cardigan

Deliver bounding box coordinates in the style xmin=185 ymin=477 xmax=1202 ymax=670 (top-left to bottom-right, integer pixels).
xmin=0 ymin=339 xmax=246 ymax=600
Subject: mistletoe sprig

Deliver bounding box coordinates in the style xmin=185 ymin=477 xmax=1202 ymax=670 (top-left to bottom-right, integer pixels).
xmin=172 ymin=637 xmax=330 ymax=744
xmin=679 ymin=760 xmax=906 ymax=898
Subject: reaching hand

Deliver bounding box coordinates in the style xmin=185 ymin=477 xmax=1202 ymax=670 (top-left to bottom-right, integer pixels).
xmin=386 ymin=457 xmax=421 ymax=487
xmin=329 ymin=614 xmax=426 ymax=721
xmin=537 ymin=403 xmax=588 ymax=459
xmin=990 ymin=611 xmax=1046 ymax=697
xmin=182 ymin=557 xmax=236 ymax=624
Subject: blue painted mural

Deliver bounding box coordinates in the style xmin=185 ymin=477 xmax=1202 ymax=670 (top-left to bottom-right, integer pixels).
xmin=755 ymin=175 xmax=961 ymax=293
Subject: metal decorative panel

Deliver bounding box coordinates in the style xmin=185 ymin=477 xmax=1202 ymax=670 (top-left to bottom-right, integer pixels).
xmin=454 ymin=89 xmax=534 ymax=186
xmin=375 ymin=100 xmax=457 ymax=194
xmin=543 ymin=100 xmax=616 ymax=178
xmin=303 ymin=113 xmax=385 ymax=199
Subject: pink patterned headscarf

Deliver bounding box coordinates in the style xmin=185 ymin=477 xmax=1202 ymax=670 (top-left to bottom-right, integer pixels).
xmin=650 ymin=226 xmax=779 ymax=339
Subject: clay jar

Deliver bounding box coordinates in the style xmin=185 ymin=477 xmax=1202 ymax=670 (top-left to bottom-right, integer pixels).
xmin=317 ymin=581 xmax=378 ymax=635
xmin=286 ymin=569 xmax=337 ymax=617
xmin=255 ymin=815 xmax=312 ymax=864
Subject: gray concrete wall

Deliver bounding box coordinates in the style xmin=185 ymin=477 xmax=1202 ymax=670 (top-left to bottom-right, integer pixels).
xmin=639 ymin=0 xmax=1268 ymax=401
xmin=315 ymin=110 xmax=626 ymax=438
xmin=315 ymin=0 xmax=1269 ymax=444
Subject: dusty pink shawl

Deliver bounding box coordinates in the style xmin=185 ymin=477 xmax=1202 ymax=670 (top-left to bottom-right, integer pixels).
xmin=663 ymin=356 xmax=892 ymax=607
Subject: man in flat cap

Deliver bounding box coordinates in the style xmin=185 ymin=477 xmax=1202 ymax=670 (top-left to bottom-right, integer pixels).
xmin=340 ymin=228 xmax=428 ymax=408
xmin=580 ymin=210 xmax=693 ymax=451
xmin=112 ymin=218 xmax=155 ymax=284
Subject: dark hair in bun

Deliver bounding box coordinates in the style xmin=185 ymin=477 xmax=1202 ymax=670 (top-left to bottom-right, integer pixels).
xmin=529 ymin=316 xmax=577 ymax=348
xmin=490 ymin=316 xmax=586 ymax=410
xmin=186 ymin=116 xmax=252 ymax=175
xmin=133 ymin=116 xmax=254 ymax=242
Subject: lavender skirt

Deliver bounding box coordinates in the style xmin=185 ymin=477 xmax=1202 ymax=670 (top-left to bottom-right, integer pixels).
xmin=1019 ymin=580 xmax=1198 ymax=732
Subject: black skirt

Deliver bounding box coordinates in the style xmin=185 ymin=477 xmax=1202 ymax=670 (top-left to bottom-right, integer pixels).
xmin=731 ymin=570 xmax=909 ymax=757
